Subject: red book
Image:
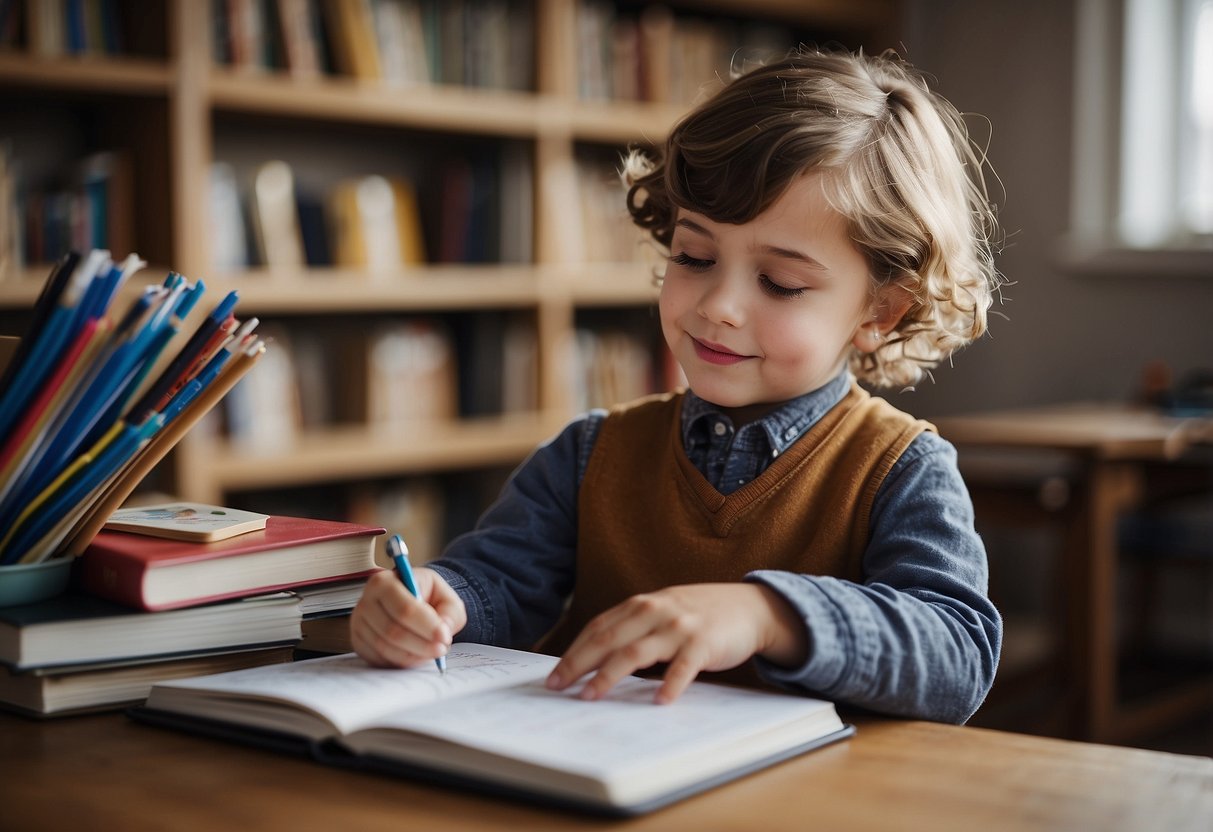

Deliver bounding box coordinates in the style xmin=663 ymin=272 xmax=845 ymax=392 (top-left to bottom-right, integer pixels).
xmin=80 ymin=515 xmax=385 ymax=611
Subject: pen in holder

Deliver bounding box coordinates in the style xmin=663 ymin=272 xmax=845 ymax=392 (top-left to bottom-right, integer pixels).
xmin=0 ymin=252 xmax=267 ymax=604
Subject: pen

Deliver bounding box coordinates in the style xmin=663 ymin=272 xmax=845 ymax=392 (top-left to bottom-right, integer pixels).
xmin=388 ymin=534 xmax=447 ymax=675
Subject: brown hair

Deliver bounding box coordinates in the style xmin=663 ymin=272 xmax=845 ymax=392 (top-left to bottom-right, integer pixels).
xmin=624 ymin=47 xmax=1002 ymax=388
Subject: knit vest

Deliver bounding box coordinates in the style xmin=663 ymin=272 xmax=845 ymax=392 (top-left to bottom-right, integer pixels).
xmin=536 ymin=383 xmax=932 ymax=689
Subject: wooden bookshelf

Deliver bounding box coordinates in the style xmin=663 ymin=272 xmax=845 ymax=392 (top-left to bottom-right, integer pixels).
xmin=0 ymin=0 xmax=898 ymax=529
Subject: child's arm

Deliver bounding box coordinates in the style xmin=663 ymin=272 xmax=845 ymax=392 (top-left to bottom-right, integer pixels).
xmin=545 ymin=582 xmax=808 ymax=704
xmin=355 ymin=412 xmax=603 ymax=659
xmin=745 ymin=433 xmax=1001 ymax=723
xmin=351 ymin=567 xmax=466 ymax=668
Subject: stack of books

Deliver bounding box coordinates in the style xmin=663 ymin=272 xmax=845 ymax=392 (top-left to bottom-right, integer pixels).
xmin=0 ymin=252 xmax=384 ymax=715
xmin=0 ymin=502 xmax=384 ymax=716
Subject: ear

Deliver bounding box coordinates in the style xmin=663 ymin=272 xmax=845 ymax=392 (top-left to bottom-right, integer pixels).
xmin=852 ymin=279 xmax=915 ymax=354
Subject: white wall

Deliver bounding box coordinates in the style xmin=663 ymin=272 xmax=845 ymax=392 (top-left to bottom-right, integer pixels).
xmin=889 ymin=0 xmax=1213 ymax=419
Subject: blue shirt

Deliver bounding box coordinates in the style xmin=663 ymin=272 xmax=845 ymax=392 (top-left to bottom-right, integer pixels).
xmin=429 ymin=370 xmax=1002 ymax=723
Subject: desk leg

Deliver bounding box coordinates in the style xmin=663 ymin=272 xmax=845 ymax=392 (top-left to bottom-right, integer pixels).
xmin=1067 ymin=461 xmax=1142 ymax=743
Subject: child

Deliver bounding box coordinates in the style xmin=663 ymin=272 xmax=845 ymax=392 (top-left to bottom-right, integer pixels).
xmin=351 ymin=47 xmax=1003 ymax=724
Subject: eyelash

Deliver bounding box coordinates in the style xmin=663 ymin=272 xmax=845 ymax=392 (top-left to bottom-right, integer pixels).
xmin=669 ymin=252 xmax=806 ymax=299
xmin=759 ymin=277 xmax=805 ymax=299
xmin=669 ymin=252 xmax=712 ymax=271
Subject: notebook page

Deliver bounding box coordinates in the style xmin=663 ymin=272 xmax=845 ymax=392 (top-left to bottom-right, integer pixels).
xmin=151 ymin=644 xmax=557 ymax=735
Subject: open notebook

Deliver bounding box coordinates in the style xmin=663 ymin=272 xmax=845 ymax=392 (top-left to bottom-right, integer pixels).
xmin=131 ymin=643 xmax=853 ymax=816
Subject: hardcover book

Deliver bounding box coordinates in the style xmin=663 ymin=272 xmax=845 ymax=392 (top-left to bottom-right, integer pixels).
xmin=79 ymin=515 xmax=384 ymax=610
xmin=132 ymin=643 xmax=853 ymax=816
xmin=0 ymin=591 xmax=302 ymax=671
xmin=0 ymin=645 xmax=295 ymax=717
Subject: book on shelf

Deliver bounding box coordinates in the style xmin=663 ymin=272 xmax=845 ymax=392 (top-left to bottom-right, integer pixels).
xmin=374 ymin=0 xmax=431 ymax=85
xmin=0 ymin=590 xmax=302 ymax=671
xmin=574 ymin=156 xmax=646 ymax=263
xmin=321 ymin=0 xmax=381 ymax=80
xmin=348 ymin=477 xmax=445 ymax=564
xmin=295 ymin=187 xmax=332 ymax=267
xmin=224 ymin=0 xmax=272 ymax=72
xmin=575 ymin=3 xmax=789 ymax=106
xmin=365 ymin=321 xmax=458 ymax=425
xmin=132 ymin=643 xmax=853 ymax=816
xmin=0 ymin=644 xmax=296 ymax=718
xmin=250 ymin=160 xmax=306 ymax=269
xmin=209 ymin=162 xmax=250 ymax=270
xmin=498 ymin=141 xmax=533 ymax=264
xmin=453 ymin=313 xmax=536 ymax=417
xmin=0 ymin=251 xmax=269 ymax=566
xmin=574 ymin=328 xmax=658 ymax=411
xmin=328 ymin=174 xmax=426 ymax=272
xmin=223 ymin=323 xmax=301 ymax=451
xmin=78 ymin=514 xmax=385 ymax=611
xmin=274 ymin=0 xmax=327 ymax=79
xmin=17 ymin=150 xmax=136 ymax=267
xmin=0 ymin=143 xmax=19 ymax=277
xmin=0 ymin=0 xmax=20 ymax=49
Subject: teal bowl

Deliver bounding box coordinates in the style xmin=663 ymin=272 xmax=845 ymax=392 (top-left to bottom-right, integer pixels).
xmin=0 ymin=557 xmax=73 ymax=607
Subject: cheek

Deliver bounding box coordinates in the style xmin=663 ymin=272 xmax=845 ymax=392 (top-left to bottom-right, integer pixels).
xmin=754 ymin=313 xmax=816 ymax=361
xmin=658 ymin=278 xmax=690 ymax=329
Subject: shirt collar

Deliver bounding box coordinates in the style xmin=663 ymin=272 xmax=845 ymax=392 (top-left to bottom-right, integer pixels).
xmin=681 ymin=369 xmax=853 ymax=455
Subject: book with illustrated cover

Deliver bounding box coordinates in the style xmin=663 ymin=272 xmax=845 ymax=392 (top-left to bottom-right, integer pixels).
xmin=132 ymin=643 xmax=853 ymax=816
xmin=104 ymin=502 xmax=269 ymax=543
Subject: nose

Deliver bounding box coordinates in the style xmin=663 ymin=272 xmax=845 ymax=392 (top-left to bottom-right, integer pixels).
xmin=696 ymin=275 xmax=746 ymax=328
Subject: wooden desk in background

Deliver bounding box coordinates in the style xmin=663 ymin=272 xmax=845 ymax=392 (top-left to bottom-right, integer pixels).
xmin=1 ymin=710 xmax=1210 ymax=831
xmin=935 ymin=403 xmax=1213 ymax=745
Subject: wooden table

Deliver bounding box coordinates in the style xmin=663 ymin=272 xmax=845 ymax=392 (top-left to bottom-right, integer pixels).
xmin=934 ymin=403 xmax=1213 ymax=744
xmin=1 ymin=710 xmax=1210 ymax=831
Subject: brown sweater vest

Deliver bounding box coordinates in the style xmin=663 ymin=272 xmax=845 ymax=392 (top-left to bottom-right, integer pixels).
xmin=537 ymin=383 xmax=931 ymax=688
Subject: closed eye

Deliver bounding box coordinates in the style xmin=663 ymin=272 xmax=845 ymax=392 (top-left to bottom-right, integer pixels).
xmin=669 ymin=252 xmax=714 ymax=271
xmin=760 ymin=275 xmax=806 ymax=299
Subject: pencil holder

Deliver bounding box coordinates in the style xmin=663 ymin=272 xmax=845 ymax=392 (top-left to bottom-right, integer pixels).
xmin=0 ymin=556 xmax=73 ymax=607
xmin=0 ymin=254 xmax=266 ymax=587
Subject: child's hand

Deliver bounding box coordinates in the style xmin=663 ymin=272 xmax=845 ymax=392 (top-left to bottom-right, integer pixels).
xmin=545 ymin=583 xmax=807 ymax=704
xmin=351 ymin=567 xmax=466 ymax=668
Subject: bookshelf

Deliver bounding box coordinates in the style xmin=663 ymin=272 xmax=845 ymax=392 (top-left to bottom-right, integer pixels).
xmin=0 ymin=0 xmax=899 ymax=541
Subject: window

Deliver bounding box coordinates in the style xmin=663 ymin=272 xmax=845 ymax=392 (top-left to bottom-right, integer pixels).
xmin=1069 ymin=0 xmax=1213 ymax=267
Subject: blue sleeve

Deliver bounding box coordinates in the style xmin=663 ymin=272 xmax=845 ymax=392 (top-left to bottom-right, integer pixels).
xmin=745 ymin=431 xmax=1003 ymax=724
xmin=427 ymin=412 xmax=605 ymax=649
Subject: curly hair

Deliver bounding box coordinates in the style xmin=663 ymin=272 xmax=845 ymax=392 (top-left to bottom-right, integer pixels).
xmin=624 ymin=47 xmax=1002 ymax=389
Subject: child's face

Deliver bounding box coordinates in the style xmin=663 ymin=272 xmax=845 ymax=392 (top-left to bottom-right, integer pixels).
xmin=659 ymin=172 xmax=876 ymax=410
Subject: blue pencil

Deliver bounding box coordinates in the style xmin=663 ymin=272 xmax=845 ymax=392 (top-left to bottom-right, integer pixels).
xmin=2 ymin=416 xmax=160 ymax=565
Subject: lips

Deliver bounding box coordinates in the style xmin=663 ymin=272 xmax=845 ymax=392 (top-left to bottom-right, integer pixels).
xmin=691 ymin=337 xmax=752 ymax=366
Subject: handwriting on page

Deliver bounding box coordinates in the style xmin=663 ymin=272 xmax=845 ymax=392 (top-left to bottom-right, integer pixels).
xmin=169 ymin=645 xmax=557 ymax=734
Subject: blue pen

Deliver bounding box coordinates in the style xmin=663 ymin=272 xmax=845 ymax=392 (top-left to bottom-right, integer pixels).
xmin=388 ymin=534 xmax=447 ymax=675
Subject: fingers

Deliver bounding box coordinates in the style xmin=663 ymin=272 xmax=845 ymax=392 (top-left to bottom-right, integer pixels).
xmin=546 ymin=594 xmax=708 ymax=704
xmin=351 ymin=570 xmax=456 ymax=668
xmin=655 ymin=653 xmax=702 ymax=705
xmin=546 ymin=596 xmax=661 ymax=691
xmin=424 ymin=569 xmax=468 ymax=635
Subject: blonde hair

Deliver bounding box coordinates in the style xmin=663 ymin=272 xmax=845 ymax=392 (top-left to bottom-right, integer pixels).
xmin=624 ymin=47 xmax=1002 ymax=388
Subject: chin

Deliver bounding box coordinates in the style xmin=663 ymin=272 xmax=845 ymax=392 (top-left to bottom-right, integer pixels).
xmin=683 ymin=382 xmax=755 ymax=409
